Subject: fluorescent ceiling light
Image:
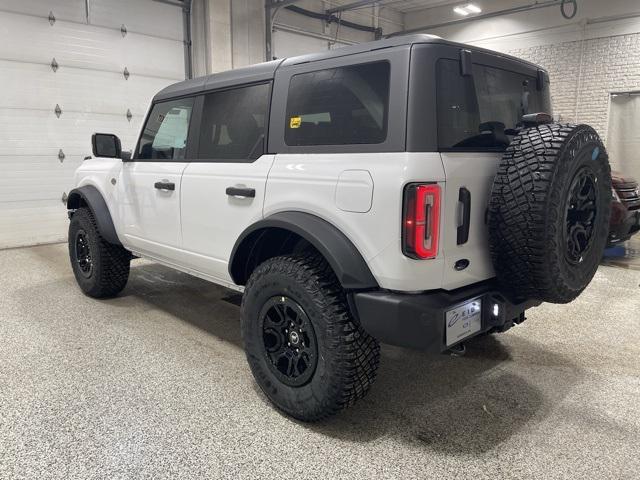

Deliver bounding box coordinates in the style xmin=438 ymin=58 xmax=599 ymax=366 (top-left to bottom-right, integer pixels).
xmin=453 ymin=4 xmax=482 ymax=16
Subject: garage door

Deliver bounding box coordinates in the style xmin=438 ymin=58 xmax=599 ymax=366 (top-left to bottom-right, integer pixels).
xmin=0 ymin=0 xmax=185 ymax=249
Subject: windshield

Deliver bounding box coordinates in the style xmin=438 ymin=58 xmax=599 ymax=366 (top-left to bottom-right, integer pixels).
xmin=437 ymin=59 xmax=552 ymax=150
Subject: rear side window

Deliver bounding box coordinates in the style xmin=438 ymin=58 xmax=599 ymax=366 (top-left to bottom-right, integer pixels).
xmin=198 ymin=82 xmax=271 ymax=162
xmin=437 ymin=59 xmax=552 ymax=150
xmin=285 ymin=62 xmax=390 ymax=146
xmin=138 ymin=98 xmax=194 ymax=160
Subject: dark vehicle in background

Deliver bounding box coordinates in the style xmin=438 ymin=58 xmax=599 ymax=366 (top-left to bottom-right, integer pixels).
xmin=609 ymin=171 xmax=640 ymax=246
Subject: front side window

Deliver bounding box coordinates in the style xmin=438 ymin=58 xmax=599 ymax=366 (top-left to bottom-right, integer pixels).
xmin=138 ymin=98 xmax=194 ymax=160
xmin=285 ymin=61 xmax=390 ymax=146
xmin=198 ymin=82 xmax=271 ymax=161
xmin=437 ymin=59 xmax=552 ymax=150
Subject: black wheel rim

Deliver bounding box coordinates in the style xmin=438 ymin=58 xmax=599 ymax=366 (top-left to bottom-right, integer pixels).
xmin=75 ymin=229 xmax=93 ymax=278
xmin=258 ymin=296 xmax=318 ymax=387
xmin=564 ymin=166 xmax=599 ymax=264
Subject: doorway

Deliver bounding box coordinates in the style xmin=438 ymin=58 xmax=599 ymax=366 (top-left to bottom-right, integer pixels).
xmin=608 ymin=92 xmax=640 ymax=181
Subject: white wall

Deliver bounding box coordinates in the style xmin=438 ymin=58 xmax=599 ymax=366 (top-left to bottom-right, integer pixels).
xmin=191 ymin=0 xmax=404 ymax=75
xmin=192 ymin=0 xmax=260 ymax=75
xmin=274 ymin=0 xmax=404 ymax=57
xmin=404 ymin=0 xmax=640 ymax=168
xmin=405 ymin=0 xmax=640 ymax=49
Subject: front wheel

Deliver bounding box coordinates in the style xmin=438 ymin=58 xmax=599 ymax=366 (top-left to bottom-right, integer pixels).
xmin=68 ymin=207 xmax=131 ymax=298
xmin=241 ymin=254 xmax=380 ymax=421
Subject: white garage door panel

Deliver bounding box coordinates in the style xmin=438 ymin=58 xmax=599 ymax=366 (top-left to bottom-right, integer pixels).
xmin=0 ymin=12 xmax=184 ymax=80
xmin=89 ymin=0 xmax=183 ymax=41
xmin=0 ymin=60 xmax=173 ymax=117
xmin=0 ymin=110 xmax=140 ymax=157
xmin=0 ymin=158 xmax=82 ymax=203
xmin=0 ymin=203 xmax=69 ymax=249
xmin=0 ymin=0 xmax=86 ymax=23
xmin=0 ymin=2 xmax=184 ymax=248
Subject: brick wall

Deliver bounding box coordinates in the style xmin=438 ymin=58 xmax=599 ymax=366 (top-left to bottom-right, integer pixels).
xmin=505 ymin=32 xmax=640 ymax=144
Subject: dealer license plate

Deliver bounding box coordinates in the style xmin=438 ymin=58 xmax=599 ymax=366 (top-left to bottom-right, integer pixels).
xmin=445 ymin=298 xmax=482 ymax=347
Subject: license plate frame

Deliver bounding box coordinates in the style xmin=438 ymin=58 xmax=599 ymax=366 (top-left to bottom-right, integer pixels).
xmin=445 ymin=297 xmax=482 ymax=347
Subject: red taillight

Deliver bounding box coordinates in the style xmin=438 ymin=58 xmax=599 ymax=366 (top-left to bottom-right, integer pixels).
xmin=402 ymin=183 xmax=441 ymax=259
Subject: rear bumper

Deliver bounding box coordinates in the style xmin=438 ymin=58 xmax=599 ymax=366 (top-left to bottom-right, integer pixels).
xmin=352 ymin=281 xmax=540 ymax=353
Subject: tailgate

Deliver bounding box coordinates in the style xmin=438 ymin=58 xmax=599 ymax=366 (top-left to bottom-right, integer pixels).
xmin=440 ymin=152 xmax=501 ymax=290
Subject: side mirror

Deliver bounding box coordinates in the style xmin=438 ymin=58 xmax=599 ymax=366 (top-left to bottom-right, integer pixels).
xmin=92 ymin=133 xmax=122 ymax=159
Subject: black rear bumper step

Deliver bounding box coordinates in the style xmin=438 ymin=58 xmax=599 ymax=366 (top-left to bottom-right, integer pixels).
xmin=352 ymin=281 xmax=540 ymax=352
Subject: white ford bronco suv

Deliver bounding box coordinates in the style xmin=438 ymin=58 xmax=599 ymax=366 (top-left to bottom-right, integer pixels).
xmin=67 ymin=35 xmax=611 ymax=421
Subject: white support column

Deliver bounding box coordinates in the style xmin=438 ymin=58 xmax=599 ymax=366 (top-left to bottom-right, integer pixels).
xmin=206 ymin=0 xmax=233 ymax=72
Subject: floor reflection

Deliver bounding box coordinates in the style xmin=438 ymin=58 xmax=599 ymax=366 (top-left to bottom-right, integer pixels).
xmin=602 ymin=237 xmax=640 ymax=270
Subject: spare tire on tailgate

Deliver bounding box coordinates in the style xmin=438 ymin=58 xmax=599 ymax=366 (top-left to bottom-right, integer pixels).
xmin=488 ymin=123 xmax=611 ymax=304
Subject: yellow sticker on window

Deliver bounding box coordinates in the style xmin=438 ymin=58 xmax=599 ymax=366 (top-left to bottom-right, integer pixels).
xmin=289 ymin=116 xmax=301 ymax=129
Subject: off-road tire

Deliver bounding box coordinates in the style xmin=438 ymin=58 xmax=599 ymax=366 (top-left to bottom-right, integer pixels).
xmin=241 ymin=253 xmax=380 ymax=421
xmin=68 ymin=207 xmax=130 ymax=298
xmin=488 ymin=123 xmax=611 ymax=304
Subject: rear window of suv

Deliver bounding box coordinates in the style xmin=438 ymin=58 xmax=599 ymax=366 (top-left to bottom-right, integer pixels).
xmin=437 ymin=59 xmax=552 ymax=151
xmin=285 ymin=61 xmax=390 ymax=146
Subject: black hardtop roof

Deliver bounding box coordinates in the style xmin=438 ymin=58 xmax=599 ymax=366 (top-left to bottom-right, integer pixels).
xmin=153 ymin=34 xmax=545 ymax=102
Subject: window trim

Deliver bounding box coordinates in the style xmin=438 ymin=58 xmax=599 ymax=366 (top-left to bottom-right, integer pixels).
xmin=434 ymin=57 xmax=551 ymax=153
xmin=283 ymin=60 xmax=391 ymax=148
xmin=132 ymin=80 xmax=274 ymax=164
xmin=268 ymin=47 xmax=410 ymax=155
xmin=132 ymin=94 xmax=200 ymax=162
xmin=193 ymin=80 xmax=273 ymax=164
xmin=406 ymin=43 xmax=551 ymax=153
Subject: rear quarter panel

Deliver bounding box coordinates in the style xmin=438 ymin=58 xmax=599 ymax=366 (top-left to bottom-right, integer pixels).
xmin=264 ymin=152 xmax=447 ymax=291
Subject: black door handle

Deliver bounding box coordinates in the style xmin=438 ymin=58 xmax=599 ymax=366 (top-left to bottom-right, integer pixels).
xmin=457 ymin=187 xmax=471 ymax=245
xmin=154 ymin=181 xmax=175 ymax=191
xmin=226 ymin=186 xmax=255 ymax=198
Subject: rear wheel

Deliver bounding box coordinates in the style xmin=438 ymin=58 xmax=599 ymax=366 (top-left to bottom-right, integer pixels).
xmin=68 ymin=207 xmax=130 ymax=298
xmin=488 ymin=124 xmax=611 ymax=303
xmin=241 ymin=253 xmax=380 ymax=421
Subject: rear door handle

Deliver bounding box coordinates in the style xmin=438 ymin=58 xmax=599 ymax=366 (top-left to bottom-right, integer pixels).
xmin=226 ymin=186 xmax=255 ymax=198
xmin=154 ymin=180 xmax=175 ymax=191
xmin=457 ymin=187 xmax=471 ymax=245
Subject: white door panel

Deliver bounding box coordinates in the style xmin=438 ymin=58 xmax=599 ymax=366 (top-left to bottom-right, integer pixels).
xmin=439 ymin=153 xmax=499 ymax=289
xmin=118 ymin=162 xmax=186 ymax=259
xmin=180 ymin=155 xmax=275 ymax=281
xmin=0 ymin=1 xmax=184 ymax=248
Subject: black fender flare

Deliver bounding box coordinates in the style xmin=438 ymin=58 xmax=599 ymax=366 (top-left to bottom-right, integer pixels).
xmin=67 ymin=185 xmax=121 ymax=246
xmin=229 ymin=211 xmax=378 ymax=290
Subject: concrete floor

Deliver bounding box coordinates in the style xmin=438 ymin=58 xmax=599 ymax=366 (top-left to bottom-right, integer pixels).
xmin=1 ymin=243 xmax=639 ymax=480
